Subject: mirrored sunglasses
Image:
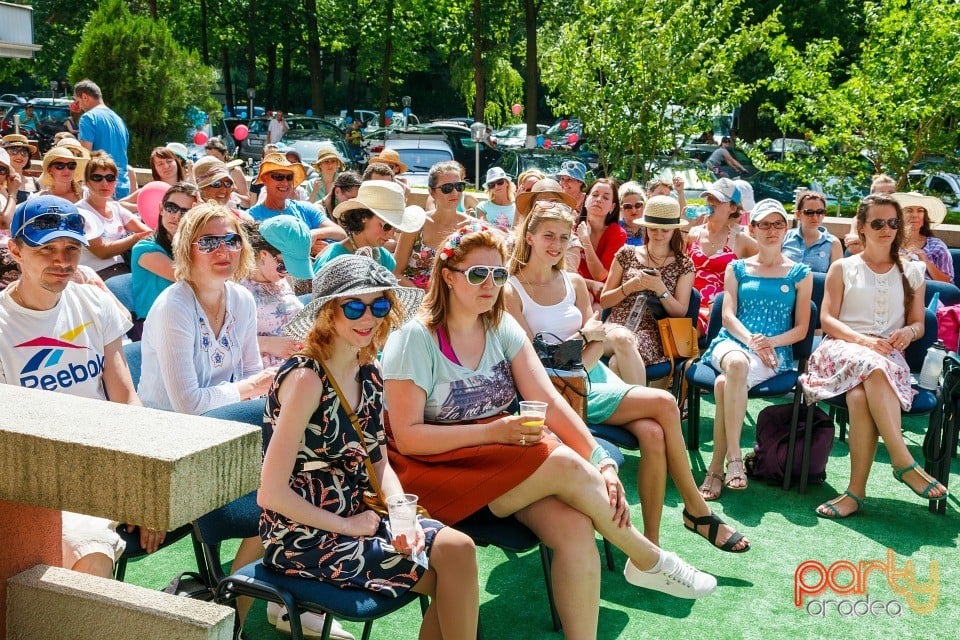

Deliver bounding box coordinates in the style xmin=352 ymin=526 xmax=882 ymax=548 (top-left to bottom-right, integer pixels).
xmin=162 ymin=201 xmax=191 ymax=217
xmin=210 ymin=179 xmax=234 ymax=189
xmin=437 ymin=181 xmax=467 ymax=194
xmin=271 ymin=253 xmax=287 ymax=275
xmin=340 ymin=297 xmax=392 ymax=320
xmin=88 ymin=173 xmax=117 ymax=183
xmin=6 ymin=147 xmax=30 ymax=157
xmin=446 ymin=264 xmax=509 ymax=286
xmin=193 ymin=233 xmax=242 ymax=253
xmin=18 ymin=212 xmax=86 ymax=244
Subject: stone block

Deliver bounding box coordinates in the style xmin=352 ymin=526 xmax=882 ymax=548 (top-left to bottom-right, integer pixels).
xmin=0 ymin=385 xmax=262 ymax=531
xmin=6 ymin=565 xmax=233 ymax=640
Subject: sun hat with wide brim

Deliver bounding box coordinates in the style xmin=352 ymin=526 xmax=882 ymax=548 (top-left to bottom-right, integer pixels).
xmin=892 ymin=191 xmax=947 ymax=228
xmin=366 ymin=148 xmax=408 ymax=175
xmin=193 ymin=155 xmax=233 ymax=189
xmin=1 ymin=133 xmax=38 ymax=156
xmin=254 ymin=152 xmax=307 ymax=187
xmin=311 ymin=145 xmax=346 ymax=171
xmin=637 ymin=195 xmax=689 ymax=230
xmin=515 ymin=178 xmax=579 ymax=216
xmin=40 ymin=146 xmax=87 ymax=189
xmin=331 ymin=181 xmax=426 ymax=233
xmin=282 ymin=253 xmax=424 ymax=342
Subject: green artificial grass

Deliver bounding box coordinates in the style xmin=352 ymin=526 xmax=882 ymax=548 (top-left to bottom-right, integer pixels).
xmin=124 ymin=396 xmax=959 ymax=639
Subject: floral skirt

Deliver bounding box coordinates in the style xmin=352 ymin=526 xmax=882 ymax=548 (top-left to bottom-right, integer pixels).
xmin=800 ymin=337 xmax=915 ymax=411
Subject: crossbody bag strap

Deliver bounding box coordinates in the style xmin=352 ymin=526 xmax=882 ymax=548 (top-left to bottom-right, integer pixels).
xmin=316 ymin=359 xmax=387 ymax=501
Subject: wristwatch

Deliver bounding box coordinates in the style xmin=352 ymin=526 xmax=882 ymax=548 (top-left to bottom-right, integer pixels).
xmin=658 ymin=291 xmax=670 ymax=299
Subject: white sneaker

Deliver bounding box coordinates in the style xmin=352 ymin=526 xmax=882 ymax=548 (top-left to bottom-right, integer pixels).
xmin=266 ymin=601 xmax=356 ymax=640
xmin=623 ymin=551 xmax=717 ymax=599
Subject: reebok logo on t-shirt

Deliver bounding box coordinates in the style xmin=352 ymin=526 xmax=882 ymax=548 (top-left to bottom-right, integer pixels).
xmin=15 ymin=322 xmax=104 ymax=391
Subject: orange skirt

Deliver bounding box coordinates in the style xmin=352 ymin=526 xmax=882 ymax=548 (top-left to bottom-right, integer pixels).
xmin=387 ymin=436 xmax=560 ymax=525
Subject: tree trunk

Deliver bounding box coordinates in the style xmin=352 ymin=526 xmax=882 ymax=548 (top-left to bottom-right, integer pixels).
xmin=379 ymin=0 xmax=394 ymax=123
xmin=347 ymin=46 xmax=359 ymax=116
xmin=524 ymin=0 xmax=538 ymax=147
xmin=472 ymin=0 xmax=484 ymax=123
xmin=247 ymin=0 xmax=256 ymax=107
xmin=199 ymin=0 xmax=209 ymax=65
xmin=222 ymin=46 xmax=234 ymax=115
xmin=303 ymin=0 xmax=324 ymax=116
xmin=280 ymin=44 xmax=292 ymax=113
xmin=265 ymin=46 xmax=277 ymax=111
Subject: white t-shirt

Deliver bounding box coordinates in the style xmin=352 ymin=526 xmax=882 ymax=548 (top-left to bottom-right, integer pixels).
xmin=0 ymin=282 xmax=132 ymax=398
xmin=139 ymin=280 xmax=263 ymax=415
xmin=267 ymin=118 xmax=288 ymax=144
xmin=77 ymin=199 xmax=136 ymax=273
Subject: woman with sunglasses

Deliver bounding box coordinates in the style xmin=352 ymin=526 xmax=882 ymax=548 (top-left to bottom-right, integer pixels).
xmin=698 ymin=199 xmax=812 ymax=501
xmin=131 ymin=183 xmax=200 ymax=326
xmin=37 ymin=146 xmax=86 ymax=204
xmin=394 ymin=161 xmax=479 ymax=290
xmin=259 ymin=254 xmax=478 ymax=640
xmin=801 ymin=194 xmax=947 ymax=518
xmin=476 ymin=167 xmax=517 ymax=233
xmin=383 ymin=225 xmax=716 ymax=636
xmin=574 ymin=178 xmax=627 ymax=308
xmin=1 ymin=134 xmax=40 ymax=204
xmin=781 ymin=190 xmax=841 ymax=273
xmin=618 ymin=181 xmax=646 ymax=247
xmin=892 ymin=191 xmax=953 ymax=283
xmin=77 ymin=152 xmax=152 ymax=280
xmin=194 ymin=156 xmax=255 ymax=219
xmin=507 ymin=202 xmax=749 ymax=553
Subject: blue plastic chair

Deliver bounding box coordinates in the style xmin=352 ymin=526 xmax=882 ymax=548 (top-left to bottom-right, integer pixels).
xmin=684 ymin=294 xmax=818 ymax=451
xmin=644 ymin=289 xmax=701 ymax=401
xmin=104 ymin=273 xmax=137 ymax=318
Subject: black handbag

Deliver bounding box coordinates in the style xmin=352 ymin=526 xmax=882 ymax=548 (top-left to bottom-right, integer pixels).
xmin=532 ymin=332 xmax=584 ymax=371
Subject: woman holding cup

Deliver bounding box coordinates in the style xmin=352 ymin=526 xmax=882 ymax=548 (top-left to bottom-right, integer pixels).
xmin=259 ymin=254 xmax=479 ymax=640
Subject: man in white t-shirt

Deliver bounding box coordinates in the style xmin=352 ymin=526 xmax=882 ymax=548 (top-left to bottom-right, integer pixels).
xmin=266 ymin=111 xmax=289 ymax=144
xmin=0 ymin=195 xmax=165 ymax=578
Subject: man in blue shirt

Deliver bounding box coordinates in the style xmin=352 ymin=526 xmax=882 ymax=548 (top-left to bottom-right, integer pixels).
xmin=74 ymin=79 xmax=131 ymax=198
xmin=248 ymin=153 xmax=345 ymax=254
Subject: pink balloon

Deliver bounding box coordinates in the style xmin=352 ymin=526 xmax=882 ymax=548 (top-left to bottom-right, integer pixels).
xmin=511 ymin=103 xmax=522 ymax=116
xmin=137 ymin=181 xmax=170 ymax=230
xmin=559 ymin=119 xmax=569 ymax=131
xmin=543 ymin=139 xmax=553 ymax=149
xmin=193 ymin=131 xmax=208 ymax=145
xmin=567 ymin=133 xmax=579 ymax=145
xmin=233 ymin=124 xmax=249 ymax=141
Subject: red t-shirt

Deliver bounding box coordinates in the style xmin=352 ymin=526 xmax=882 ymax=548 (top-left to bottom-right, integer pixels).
xmin=578 ymin=222 xmax=627 ymax=282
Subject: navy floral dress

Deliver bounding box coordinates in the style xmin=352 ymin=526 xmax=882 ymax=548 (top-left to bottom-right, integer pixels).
xmin=260 ymin=355 xmax=443 ymax=596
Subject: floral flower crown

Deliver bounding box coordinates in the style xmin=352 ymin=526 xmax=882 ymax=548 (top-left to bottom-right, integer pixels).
xmin=438 ymin=222 xmax=490 ymax=261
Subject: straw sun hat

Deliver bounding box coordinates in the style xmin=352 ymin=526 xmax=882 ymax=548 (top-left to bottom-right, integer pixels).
xmin=637 ymin=195 xmax=688 ymax=230
xmin=331 ymin=181 xmax=426 ymax=233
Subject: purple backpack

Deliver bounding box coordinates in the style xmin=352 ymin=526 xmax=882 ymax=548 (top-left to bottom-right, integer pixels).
xmin=745 ymin=404 xmax=834 ymax=484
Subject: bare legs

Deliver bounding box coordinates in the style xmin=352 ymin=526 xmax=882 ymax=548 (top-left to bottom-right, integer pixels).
xmin=603 ymin=326 xmax=646 ymax=386
xmin=231 ymin=536 xmax=265 ymax=622
xmin=703 ymin=353 xmax=750 ymax=496
xmin=410 ymin=527 xmax=479 ymax=640
xmin=71 ymin=552 xmax=114 ymax=578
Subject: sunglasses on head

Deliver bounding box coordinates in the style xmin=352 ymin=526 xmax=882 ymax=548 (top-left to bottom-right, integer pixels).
xmin=18 ymin=212 xmax=86 ymax=244
xmin=437 ymin=181 xmax=467 ymax=194
xmin=340 ymin=296 xmax=392 ymax=320
xmin=88 ymin=173 xmax=117 ymax=183
xmin=162 ymin=201 xmax=191 ymax=217
xmin=269 ymin=173 xmax=294 ymax=182
xmin=868 ymin=217 xmax=900 ymax=230
xmin=621 ymin=203 xmax=644 ymax=211
xmin=799 ymin=208 xmax=825 ymax=217
xmin=51 ymin=161 xmax=77 ymax=171
xmin=210 ymin=179 xmax=234 ymax=189
xmin=193 ymin=233 xmax=242 ymax=253
xmin=6 ymin=147 xmax=30 ymax=157
xmin=446 ymin=264 xmax=509 ymax=287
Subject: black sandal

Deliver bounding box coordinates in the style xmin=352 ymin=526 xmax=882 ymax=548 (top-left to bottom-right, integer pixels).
xmin=683 ymin=509 xmax=750 ymax=553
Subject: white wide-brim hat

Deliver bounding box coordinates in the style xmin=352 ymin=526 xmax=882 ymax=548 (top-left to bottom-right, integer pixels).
xmin=892 ymin=191 xmax=947 ymax=228
xmin=331 ymin=181 xmax=426 ymax=233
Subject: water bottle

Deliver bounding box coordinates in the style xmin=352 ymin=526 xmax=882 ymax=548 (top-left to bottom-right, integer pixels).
xmin=624 ymin=292 xmax=647 ymax=333
xmin=685 ymin=204 xmax=712 ymax=219
xmin=918 ymin=340 xmax=948 ymax=390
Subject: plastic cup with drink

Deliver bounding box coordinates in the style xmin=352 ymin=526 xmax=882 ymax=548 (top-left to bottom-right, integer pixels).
xmin=519 ymin=400 xmax=548 ymax=427
xmin=386 ymin=493 xmax=418 ymax=541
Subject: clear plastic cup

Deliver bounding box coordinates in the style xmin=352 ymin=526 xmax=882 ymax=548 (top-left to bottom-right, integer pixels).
xmin=386 ymin=493 xmax=418 ymax=541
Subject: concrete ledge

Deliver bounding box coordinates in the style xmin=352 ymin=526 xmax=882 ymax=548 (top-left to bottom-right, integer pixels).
xmin=0 ymin=385 xmax=262 ymax=531
xmin=6 ymin=565 xmax=233 ymax=640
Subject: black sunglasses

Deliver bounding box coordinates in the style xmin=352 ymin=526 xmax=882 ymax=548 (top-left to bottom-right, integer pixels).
xmin=868 ymin=217 xmax=900 ymax=230
xmin=437 ymin=181 xmax=467 ymax=194
xmin=799 ymin=208 xmax=826 ymax=217
xmin=270 ymin=253 xmax=287 ymax=275
xmin=88 ymin=173 xmax=117 ymax=183
xmin=621 ymin=203 xmax=644 ymax=211
xmin=489 ymin=178 xmax=507 ymax=188
xmin=51 ymin=161 xmax=77 ymax=171
xmin=162 ymin=201 xmax=191 ymax=217
xmin=269 ymin=173 xmax=294 ymax=182
xmin=210 ymin=179 xmax=234 ymax=189
xmin=340 ymin=297 xmax=392 ymax=320
xmin=6 ymin=147 xmax=30 ymax=157
xmin=0 ymin=166 xmax=7 ymax=176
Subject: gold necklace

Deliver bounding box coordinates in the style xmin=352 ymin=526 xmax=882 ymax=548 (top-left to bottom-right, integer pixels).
xmin=645 ymin=247 xmax=672 ymax=269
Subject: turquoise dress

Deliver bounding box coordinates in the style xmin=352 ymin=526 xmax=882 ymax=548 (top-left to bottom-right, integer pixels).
xmin=702 ymin=260 xmax=811 ymax=373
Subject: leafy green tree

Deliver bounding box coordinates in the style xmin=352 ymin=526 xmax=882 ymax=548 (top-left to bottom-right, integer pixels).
xmin=540 ymin=0 xmax=781 ymax=180
xmin=68 ymin=0 xmax=219 ymax=164
xmin=766 ymin=0 xmax=960 ymax=189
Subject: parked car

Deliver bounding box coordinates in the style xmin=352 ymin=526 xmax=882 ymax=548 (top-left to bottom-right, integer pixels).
xmin=237 ymin=115 xmax=345 ymax=162
xmin=682 ymin=143 xmax=757 ymax=178
xmin=279 ymin=127 xmax=354 ymax=168
xmin=764 ymin=138 xmax=818 ymax=161
xmin=0 ymin=98 xmax=72 ymax=153
xmin=383 ymin=138 xmax=455 ymax=188
xmin=749 ymin=170 xmax=867 ymax=209
xmin=905 ymin=170 xmax=960 ymax=212
xmin=432 ymin=117 xmax=474 ymax=127
xmin=366 ymin=112 xmax=420 ymax=130
xmin=651 ymin=161 xmax=714 ymax=203
xmin=490 ymin=149 xmax=594 ymax=183
xmin=491 ymin=124 xmax=550 ymax=149
xmin=184 ymin=118 xmax=241 ymax=162
xmin=368 ymin=125 xmax=501 ymax=182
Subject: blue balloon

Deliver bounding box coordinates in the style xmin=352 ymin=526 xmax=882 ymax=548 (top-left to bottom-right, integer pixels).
xmin=536 ymin=135 xmax=545 ymax=147
xmin=385 ymin=109 xmax=394 ymax=118
xmin=306 ymin=109 xmax=314 ymax=116
xmin=345 ymin=116 xmax=353 ymax=124
xmin=403 ymin=107 xmax=411 ymax=117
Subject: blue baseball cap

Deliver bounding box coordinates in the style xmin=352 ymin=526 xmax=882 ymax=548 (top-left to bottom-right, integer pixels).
xmin=556 ymin=160 xmax=587 ymax=184
xmin=10 ymin=195 xmax=90 ymax=247
xmin=259 ymin=216 xmax=313 ymax=279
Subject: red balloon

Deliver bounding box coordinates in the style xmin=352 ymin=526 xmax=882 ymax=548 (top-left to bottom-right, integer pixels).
xmin=233 ymin=124 xmax=249 ymax=142
xmin=567 ymin=133 xmax=579 ymax=145
xmin=137 ymin=181 xmax=170 ymax=230
xmin=193 ymin=131 xmax=208 ymax=145
xmin=559 ymin=119 xmax=569 ymax=131
xmin=543 ymin=139 xmax=553 ymax=149
xmin=384 ymin=117 xmax=392 ymax=126
xmin=511 ymin=103 xmax=522 ymax=116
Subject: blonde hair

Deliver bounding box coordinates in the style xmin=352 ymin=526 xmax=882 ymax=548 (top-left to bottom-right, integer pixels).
xmin=39 ymin=148 xmax=82 ymax=197
xmin=301 ymin=291 xmax=402 ymax=365
xmin=486 ymin=176 xmax=517 ymax=202
xmin=619 ymin=180 xmax=646 ymax=201
xmin=517 ymin=169 xmax=546 ymax=191
xmin=510 ymin=201 xmax=576 ymax=274
xmin=870 ymin=174 xmax=897 ymax=194
xmin=423 ymin=228 xmax=507 ymax=331
xmin=172 ymin=201 xmax=255 ymax=282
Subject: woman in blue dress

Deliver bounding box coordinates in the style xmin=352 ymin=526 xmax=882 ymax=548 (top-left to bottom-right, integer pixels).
xmin=699 ymin=199 xmax=813 ymax=500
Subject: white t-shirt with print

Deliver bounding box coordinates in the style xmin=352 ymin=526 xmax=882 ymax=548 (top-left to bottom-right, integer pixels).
xmin=0 ymin=282 xmax=132 ymax=399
